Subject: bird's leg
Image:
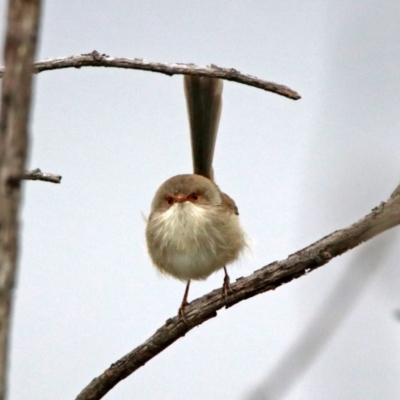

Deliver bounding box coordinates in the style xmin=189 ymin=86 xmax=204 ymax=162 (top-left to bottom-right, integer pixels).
xmin=222 ymin=266 xmax=232 ymax=305
xmin=178 ymin=280 xmax=191 ymax=321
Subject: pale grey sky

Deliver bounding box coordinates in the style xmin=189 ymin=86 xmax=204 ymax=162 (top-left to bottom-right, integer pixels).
xmin=1 ymin=1 xmax=400 ymax=399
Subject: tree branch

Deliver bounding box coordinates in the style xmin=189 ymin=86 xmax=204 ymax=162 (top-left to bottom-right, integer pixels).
xmin=247 ymin=235 xmax=395 ymax=400
xmin=0 ymin=51 xmax=301 ymax=100
xmin=0 ymin=0 xmax=42 ymax=398
xmin=75 ymin=185 xmax=400 ymax=400
xmin=23 ymin=168 xmax=61 ymax=184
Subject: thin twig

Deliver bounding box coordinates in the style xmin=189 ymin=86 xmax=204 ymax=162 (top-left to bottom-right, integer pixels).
xmin=23 ymin=168 xmax=61 ymax=184
xmin=0 ymin=0 xmax=42 ymax=399
xmin=75 ymin=186 xmax=400 ymax=400
xmin=0 ymin=51 xmax=301 ymax=100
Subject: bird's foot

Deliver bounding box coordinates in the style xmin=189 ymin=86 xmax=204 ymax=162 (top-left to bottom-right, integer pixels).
xmin=178 ymin=300 xmax=189 ymax=324
xmin=222 ymin=267 xmax=232 ymax=307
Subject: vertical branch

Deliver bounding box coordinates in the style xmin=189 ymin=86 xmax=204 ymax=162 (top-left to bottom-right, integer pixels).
xmin=0 ymin=0 xmax=41 ymax=398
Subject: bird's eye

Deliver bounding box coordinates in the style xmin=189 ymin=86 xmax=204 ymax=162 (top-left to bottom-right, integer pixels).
xmin=166 ymin=196 xmax=174 ymax=205
xmin=190 ymin=193 xmax=199 ymax=201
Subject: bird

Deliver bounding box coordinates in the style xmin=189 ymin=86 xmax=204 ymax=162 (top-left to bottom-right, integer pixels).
xmin=146 ymin=75 xmax=246 ymax=317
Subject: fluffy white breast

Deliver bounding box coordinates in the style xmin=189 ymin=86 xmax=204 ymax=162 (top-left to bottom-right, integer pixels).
xmin=147 ymin=201 xmax=242 ymax=281
xmin=156 ymin=202 xmax=212 ymax=250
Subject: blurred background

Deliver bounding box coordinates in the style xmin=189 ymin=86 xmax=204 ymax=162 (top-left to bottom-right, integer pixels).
xmin=1 ymin=1 xmax=400 ymax=399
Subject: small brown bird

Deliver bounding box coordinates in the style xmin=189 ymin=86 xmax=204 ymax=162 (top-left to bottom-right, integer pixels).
xmin=146 ymin=75 xmax=246 ymax=315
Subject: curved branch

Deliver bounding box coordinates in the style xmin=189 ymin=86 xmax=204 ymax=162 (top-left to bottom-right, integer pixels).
xmin=0 ymin=51 xmax=301 ymax=100
xmin=75 ymin=186 xmax=400 ymax=400
xmin=23 ymin=168 xmax=61 ymax=184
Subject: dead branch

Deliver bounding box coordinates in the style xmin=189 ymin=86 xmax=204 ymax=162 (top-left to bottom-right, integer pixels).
xmin=0 ymin=51 xmax=301 ymax=100
xmin=75 ymin=184 xmax=400 ymax=400
xmin=247 ymin=235 xmax=395 ymax=400
xmin=23 ymin=168 xmax=61 ymax=184
xmin=0 ymin=0 xmax=42 ymax=399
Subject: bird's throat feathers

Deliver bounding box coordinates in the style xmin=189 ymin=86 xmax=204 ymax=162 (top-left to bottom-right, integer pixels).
xmin=151 ymin=202 xmax=216 ymax=251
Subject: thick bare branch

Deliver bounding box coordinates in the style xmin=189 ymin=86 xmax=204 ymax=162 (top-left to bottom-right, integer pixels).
xmin=0 ymin=51 xmax=301 ymax=100
xmin=75 ymin=186 xmax=400 ymax=400
xmin=23 ymin=168 xmax=61 ymax=184
xmin=0 ymin=0 xmax=42 ymax=398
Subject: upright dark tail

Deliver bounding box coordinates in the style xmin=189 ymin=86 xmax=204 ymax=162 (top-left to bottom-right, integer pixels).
xmin=184 ymin=75 xmax=223 ymax=180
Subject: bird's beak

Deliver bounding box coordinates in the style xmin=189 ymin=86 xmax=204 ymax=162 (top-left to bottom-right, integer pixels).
xmin=174 ymin=194 xmax=187 ymax=203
